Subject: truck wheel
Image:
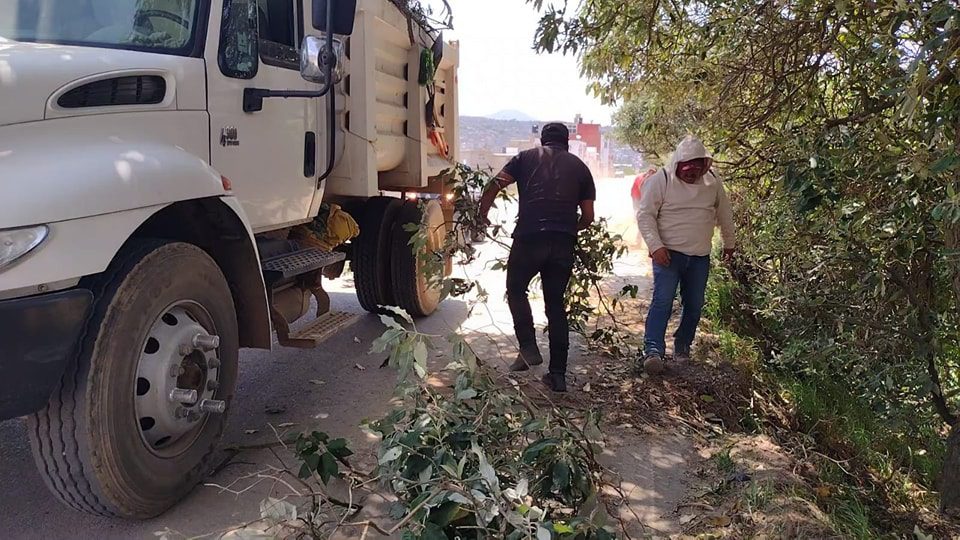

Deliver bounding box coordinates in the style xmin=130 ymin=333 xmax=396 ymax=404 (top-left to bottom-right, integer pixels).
xmin=28 ymin=240 xmax=238 ymax=519
xmin=354 ymin=196 xmax=403 ymax=313
xmin=391 ymin=199 xmax=445 ymax=317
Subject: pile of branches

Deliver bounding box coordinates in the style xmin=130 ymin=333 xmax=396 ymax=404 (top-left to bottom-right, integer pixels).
xmin=365 ymin=309 xmax=618 ymax=539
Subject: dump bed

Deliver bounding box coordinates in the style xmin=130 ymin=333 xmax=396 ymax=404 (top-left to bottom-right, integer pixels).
xmin=326 ymin=0 xmax=459 ymax=197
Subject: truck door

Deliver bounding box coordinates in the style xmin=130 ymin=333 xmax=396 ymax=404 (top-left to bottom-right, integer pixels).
xmin=207 ymin=0 xmax=321 ymax=232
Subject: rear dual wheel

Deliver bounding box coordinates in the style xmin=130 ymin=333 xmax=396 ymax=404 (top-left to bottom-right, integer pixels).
xmin=391 ymin=199 xmax=445 ymax=317
xmin=354 ymin=196 xmax=404 ymax=313
xmin=353 ymin=197 xmax=445 ymax=317
xmin=28 ymin=241 xmax=238 ymax=518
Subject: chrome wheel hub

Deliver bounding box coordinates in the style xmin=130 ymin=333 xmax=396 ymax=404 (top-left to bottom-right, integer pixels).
xmin=134 ymin=302 xmax=224 ymax=457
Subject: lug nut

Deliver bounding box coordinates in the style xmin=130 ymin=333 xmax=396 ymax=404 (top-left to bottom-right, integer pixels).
xmin=179 ymin=343 xmax=193 ymax=356
xmin=207 ymin=358 xmax=221 ymax=369
xmin=207 ymin=380 xmax=219 ymax=391
xmin=192 ymin=334 xmax=220 ymax=351
xmin=175 ymin=407 xmax=188 ymax=419
xmin=199 ymin=399 xmax=226 ymax=414
xmin=169 ymin=388 xmax=198 ymax=405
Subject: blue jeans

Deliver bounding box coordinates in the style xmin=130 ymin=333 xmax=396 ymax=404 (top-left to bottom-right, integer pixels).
xmin=644 ymin=250 xmax=711 ymax=358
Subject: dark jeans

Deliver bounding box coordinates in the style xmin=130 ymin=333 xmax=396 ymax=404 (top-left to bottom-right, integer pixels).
xmin=644 ymin=250 xmax=711 ymax=358
xmin=506 ymin=232 xmax=576 ymax=375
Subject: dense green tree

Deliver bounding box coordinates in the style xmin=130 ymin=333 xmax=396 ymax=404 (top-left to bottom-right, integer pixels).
xmin=529 ymin=0 xmax=960 ymax=516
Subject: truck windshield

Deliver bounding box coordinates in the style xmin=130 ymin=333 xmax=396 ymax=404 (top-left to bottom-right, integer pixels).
xmin=0 ymin=0 xmax=201 ymax=54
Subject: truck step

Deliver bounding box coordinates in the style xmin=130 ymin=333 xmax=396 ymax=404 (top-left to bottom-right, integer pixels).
xmin=262 ymin=248 xmax=346 ymax=279
xmin=281 ymin=311 xmax=361 ymax=349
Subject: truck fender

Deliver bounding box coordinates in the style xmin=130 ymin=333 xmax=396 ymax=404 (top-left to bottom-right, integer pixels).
xmin=126 ymin=196 xmax=273 ymax=350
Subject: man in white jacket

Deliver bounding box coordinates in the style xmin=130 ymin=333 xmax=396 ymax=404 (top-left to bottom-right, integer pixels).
xmin=636 ymin=136 xmax=736 ymax=375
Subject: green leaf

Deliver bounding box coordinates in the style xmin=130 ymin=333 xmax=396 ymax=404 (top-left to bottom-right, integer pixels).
xmin=327 ymin=438 xmax=354 ymax=459
xmin=523 ymin=418 xmax=547 ymax=432
xmin=318 ymin=452 xmax=339 ymax=484
xmin=553 ymin=523 xmax=575 ymax=534
xmin=380 ymin=446 xmax=403 ymax=464
xmin=456 ymin=388 xmax=478 ymax=401
xmin=472 ymin=443 xmax=500 ymax=490
xmin=523 ymin=438 xmax=559 ymax=462
xmin=414 ymin=340 xmax=428 ymax=365
xmin=379 ymin=313 xmax=402 ymax=330
xmin=371 ymin=328 xmax=404 ymax=353
xmin=383 ymin=305 xmax=414 ymax=324
xmin=930 ymin=153 xmax=960 ymax=174
xmin=427 ymin=501 xmax=463 ymax=527
xmin=414 ymin=362 xmax=428 ymax=379
xmin=299 ymin=452 xmax=321 ymax=479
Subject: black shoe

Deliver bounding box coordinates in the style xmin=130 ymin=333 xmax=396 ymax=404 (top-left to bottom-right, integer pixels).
xmin=642 ymin=354 xmax=666 ymax=376
xmin=510 ymin=346 xmax=544 ymax=372
xmin=541 ymin=373 xmax=568 ymax=393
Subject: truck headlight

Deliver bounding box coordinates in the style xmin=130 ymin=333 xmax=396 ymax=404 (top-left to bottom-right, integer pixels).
xmin=0 ymin=225 xmax=49 ymax=271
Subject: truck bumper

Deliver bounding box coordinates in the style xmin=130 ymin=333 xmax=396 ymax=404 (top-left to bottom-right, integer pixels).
xmin=0 ymin=289 xmax=92 ymax=420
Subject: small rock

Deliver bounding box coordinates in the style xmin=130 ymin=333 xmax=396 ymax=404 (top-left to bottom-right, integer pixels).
xmin=726 ymin=472 xmax=752 ymax=483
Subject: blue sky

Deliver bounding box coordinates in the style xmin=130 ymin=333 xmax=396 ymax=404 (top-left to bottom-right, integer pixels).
xmin=428 ymin=0 xmax=615 ymax=125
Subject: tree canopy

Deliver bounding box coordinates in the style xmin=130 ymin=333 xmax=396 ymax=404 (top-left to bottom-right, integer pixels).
xmin=530 ymin=0 xmax=960 ymax=518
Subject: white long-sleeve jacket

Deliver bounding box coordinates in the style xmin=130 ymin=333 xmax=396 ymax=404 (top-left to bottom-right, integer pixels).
xmin=637 ymin=136 xmax=736 ymax=257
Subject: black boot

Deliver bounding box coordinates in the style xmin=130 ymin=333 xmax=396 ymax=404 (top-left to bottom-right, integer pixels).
xmin=510 ymin=346 xmax=544 ymax=372
xmin=541 ymin=372 xmax=567 ymax=393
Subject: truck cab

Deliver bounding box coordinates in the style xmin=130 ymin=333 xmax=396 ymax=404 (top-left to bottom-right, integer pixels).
xmin=0 ymin=0 xmax=458 ymax=518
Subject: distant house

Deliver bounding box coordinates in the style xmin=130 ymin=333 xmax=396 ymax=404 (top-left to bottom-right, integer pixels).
xmin=568 ymin=114 xmax=611 ymax=177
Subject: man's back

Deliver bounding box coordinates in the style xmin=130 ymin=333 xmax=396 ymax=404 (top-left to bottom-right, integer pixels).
xmin=501 ymin=145 xmax=595 ymax=238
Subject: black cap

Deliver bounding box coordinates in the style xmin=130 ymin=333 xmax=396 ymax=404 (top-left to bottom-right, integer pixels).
xmin=541 ymin=122 xmax=570 ymax=146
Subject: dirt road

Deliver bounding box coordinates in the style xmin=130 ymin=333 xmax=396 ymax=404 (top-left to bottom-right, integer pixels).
xmin=0 ymin=178 xmax=694 ymax=538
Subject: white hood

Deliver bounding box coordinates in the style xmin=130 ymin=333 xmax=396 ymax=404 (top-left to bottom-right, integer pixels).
xmin=667 ymin=135 xmax=712 ymax=178
xmin=0 ymin=39 xmax=195 ymax=127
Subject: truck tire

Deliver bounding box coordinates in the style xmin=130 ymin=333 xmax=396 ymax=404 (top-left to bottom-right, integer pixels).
xmin=27 ymin=240 xmax=239 ymax=519
xmin=354 ymin=196 xmax=403 ymax=313
xmin=391 ymin=199 xmax=445 ymax=317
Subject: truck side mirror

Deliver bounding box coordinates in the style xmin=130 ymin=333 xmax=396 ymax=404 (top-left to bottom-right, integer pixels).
xmin=300 ymin=35 xmax=345 ymax=85
xmin=313 ymin=0 xmax=357 ymax=35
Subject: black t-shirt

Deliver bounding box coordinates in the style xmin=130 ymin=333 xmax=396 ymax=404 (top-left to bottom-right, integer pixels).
xmin=499 ymin=144 xmax=596 ymax=238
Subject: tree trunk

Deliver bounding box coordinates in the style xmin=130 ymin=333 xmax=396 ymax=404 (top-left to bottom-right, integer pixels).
xmin=942 ymin=426 xmax=960 ymax=517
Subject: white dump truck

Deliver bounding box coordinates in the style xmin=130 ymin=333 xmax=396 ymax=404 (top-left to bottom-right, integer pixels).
xmin=0 ymin=0 xmax=459 ymax=518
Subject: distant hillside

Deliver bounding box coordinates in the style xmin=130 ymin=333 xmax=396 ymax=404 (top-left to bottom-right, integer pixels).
xmin=486 ymin=109 xmax=539 ymax=122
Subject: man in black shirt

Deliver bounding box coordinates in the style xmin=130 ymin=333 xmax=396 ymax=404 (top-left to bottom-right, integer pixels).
xmin=479 ymin=123 xmax=597 ymax=392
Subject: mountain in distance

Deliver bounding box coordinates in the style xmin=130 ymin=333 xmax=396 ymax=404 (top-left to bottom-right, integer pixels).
xmin=485 ymin=109 xmax=539 ymax=122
